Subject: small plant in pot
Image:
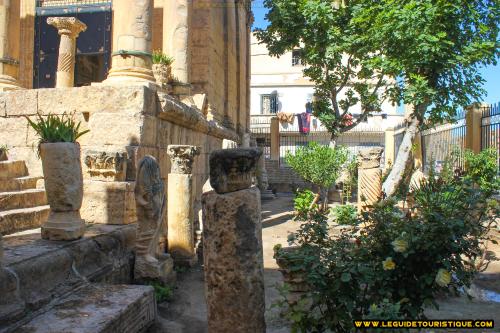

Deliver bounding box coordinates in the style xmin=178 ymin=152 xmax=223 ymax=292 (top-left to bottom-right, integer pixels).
xmin=0 ymin=144 xmax=8 ymax=161
xmin=26 ymin=113 xmax=89 ymax=241
xmin=152 ymin=50 xmax=174 ymax=87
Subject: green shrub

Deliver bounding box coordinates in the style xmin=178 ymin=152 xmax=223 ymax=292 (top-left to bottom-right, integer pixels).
xmin=293 ymin=189 xmax=317 ymax=220
xmin=25 ymin=113 xmax=89 ymax=144
xmin=152 ymin=50 xmax=174 ymax=65
xmin=147 ymin=281 xmax=173 ymax=303
xmin=331 ymin=204 xmax=357 ymax=226
xmin=275 ymin=150 xmax=498 ymax=332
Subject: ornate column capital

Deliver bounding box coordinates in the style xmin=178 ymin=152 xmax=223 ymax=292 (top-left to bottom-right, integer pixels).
xmin=357 ymin=147 xmax=384 ymax=169
xmin=167 ymin=145 xmax=200 ymax=174
xmin=47 ymin=17 xmax=87 ymax=38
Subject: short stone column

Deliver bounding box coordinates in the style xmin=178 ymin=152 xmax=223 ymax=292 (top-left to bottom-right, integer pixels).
xmin=167 ymin=145 xmax=200 ymax=266
xmin=163 ymin=0 xmax=191 ymax=95
xmin=0 ymin=0 xmax=21 ymax=90
xmin=357 ymin=147 xmax=383 ymax=212
xmin=47 ymin=17 xmax=87 ymax=88
xmin=105 ymin=0 xmax=155 ymax=84
xmin=202 ymin=148 xmax=266 ymax=333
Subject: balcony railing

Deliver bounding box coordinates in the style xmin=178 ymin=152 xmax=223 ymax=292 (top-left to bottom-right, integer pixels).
xmin=36 ymin=0 xmax=109 ymax=7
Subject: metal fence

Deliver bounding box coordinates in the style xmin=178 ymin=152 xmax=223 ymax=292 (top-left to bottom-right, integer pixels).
xmin=421 ymin=113 xmax=466 ymax=173
xmin=481 ymin=103 xmax=500 ymax=168
xmin=36 ymin=0 xmax=108 ymax=6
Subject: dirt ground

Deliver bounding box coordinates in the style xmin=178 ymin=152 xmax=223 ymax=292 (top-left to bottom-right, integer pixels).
xmin=152 ymin=194 xmax=500 ymax=333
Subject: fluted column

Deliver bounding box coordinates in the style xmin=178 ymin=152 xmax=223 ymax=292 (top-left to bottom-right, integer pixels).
xmin=357 ymin=147 xmax=383 ymax=212
xmin=163 ymin=0 xmax=191 ymax=95
xmin=104 ymin=0 xmax=155 ymax=84
xmin=48 ymin=17 xmax=86 ymax=88
xmin=167 ymin=145 xmax=200 ymax=266
xmin=0 ymin=0 xmax=21 ymax=90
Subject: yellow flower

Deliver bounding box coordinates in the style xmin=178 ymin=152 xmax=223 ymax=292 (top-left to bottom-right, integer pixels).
xmin=391 ymin=239 xmax=408 ymax=253
xmin=382 ymin=257 xmax=396 ymax=270
xmin=435 ymin=269 xmax=451 ymax=287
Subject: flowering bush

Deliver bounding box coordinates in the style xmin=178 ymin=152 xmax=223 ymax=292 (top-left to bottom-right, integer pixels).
xmin=275 ymin=151 xmax=498 ymax=332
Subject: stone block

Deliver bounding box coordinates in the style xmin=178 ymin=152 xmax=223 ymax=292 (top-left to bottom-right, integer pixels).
xmin=0 ymin=176 xmax=41 ymax=192
xmin=81 ymin=180 xmax=136 ymax=225
xmin=0 ymin=189 xmax=47 ymax=211
xmin=3 ymin=89 xmax=38 ymax=116
xmin=0 ymin=160 xmax=28 ymax=179
xmin=0 ymin=117 xmax=38 ymax=148
xmin=0 ymin=205 xmax=50 ymax=235
xmin=202 ymin=186 xmax=265 ymax=332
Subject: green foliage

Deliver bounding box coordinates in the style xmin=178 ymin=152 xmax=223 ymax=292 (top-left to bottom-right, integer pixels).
xmin=152 ymin=50 xmax=174 ymax=65
xmin=342 ymin=155 xmax=358 ymax=203
xmin=147 ymin=281 xmax=173 ymax=303
xmin=256 ymin=0 xmax=499 ymax=137
xmin=293 ymin=189 xmax=317 ymax=221
xmin=463 ymin=148 xmax=499 ymax=195
xmin=285 ymin=142 xmax=348 ymax=191
xmin=274 ymin=157 xmax=498 ymax=332
xmin=25 ymin=113 xmax=89 ymax=145
xmin=331 ymin=204 xmax=357 ymax=226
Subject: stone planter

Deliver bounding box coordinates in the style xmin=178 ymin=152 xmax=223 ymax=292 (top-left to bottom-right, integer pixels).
xmin=0 ymin=148 xmax=7 ymax=161
xmin=40 ymin=142 xmax=85 ymax=240
xmin=152 ymin=63 xmax=171 ymax=87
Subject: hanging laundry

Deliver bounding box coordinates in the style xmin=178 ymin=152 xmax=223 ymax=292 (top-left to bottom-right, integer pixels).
xmin=305 ymin=101 xmax=313 ymax=114
xmin=298 ymin=112 xmax=311 ymax=134
xmin=276 ymin=111 xmax=295 ymax=124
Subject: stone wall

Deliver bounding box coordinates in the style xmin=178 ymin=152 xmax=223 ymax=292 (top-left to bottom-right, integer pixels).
xmin=265 ymin=160 xmax=310 ymax=193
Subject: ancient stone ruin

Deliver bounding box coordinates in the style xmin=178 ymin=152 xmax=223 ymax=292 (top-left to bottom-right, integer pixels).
xmin=357 ymin=147 xmax=384 ymax=212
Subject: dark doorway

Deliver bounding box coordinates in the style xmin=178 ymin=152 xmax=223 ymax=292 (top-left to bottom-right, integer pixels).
xmin=34 ymin=2 xmax=111 ymax=88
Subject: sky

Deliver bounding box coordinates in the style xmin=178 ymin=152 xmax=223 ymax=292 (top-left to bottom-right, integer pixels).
xmin=251 ymin=0 xmax=500 ymax=105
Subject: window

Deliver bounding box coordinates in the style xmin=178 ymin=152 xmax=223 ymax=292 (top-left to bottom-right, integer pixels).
xmin=261 ymin=94 xmax=278 ymax=114
xmin=292 ymin=49 xmax=304 ymax=66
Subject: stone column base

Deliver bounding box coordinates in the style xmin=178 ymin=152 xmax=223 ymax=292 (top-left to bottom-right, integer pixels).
xmin=0 ymin=75 xmax=22 ymax=91
xmin=41 ymin=211 xmax=85 ymax=241
xmin=134 ymin=254 xmax=176 ymax=285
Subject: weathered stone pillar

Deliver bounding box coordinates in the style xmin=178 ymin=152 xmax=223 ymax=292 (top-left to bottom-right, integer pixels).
xmin=384 ymin=127 xmax=395 ymax=170
xmin=47 ymin=17 xmax=86 ymax=88
xmin=270 ymin=117 xmax=280 ymax=161
xmin=0 ymin=0 xmax=21 ymax=90
xmin=167 ymin=145 xmax=200 ymax=265
xmin=163 ymin=0 xmax=191 ymax=95
xmin=104 ymin=0 xmax=155 ymax=84
xmin=202 ymin=148 xmax=266 ymax=333
xmin=357 ymin=147 xmax=383 ymax=212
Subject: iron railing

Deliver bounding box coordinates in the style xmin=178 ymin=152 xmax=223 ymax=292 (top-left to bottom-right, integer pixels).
xmin=481 ymin=103 xmax=500 ymax=169
xmin=36 ymin=0 xmax=109 ymax=7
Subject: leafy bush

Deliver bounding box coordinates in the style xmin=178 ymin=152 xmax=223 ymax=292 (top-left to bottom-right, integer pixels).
xmin=26 ymin=113 xmax=89 ymax=144
xmin=152 ymin=50 xmax=174 ymax=65
xmin=275 ymin=150 xmax=498 ymax=332
xmin=293 ymin=189 xmax=317 ymax=220
xmin=342 ymin=155 xmax=358 ymax=204
xmin=331 ymin=204 xmax=357 ymax=226
xmin=147 ymin=281 xmax=173 ymax=303
xmin=286 ymin=142 xmax=348 ymax=208
xmin=463 ymin=148 xmax=499 ymax=195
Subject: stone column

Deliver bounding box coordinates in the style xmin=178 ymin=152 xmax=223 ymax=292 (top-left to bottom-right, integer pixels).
xmin=357 ymin=147 xmax=383 ymax=212
xmin=167 ymin=145 xmax=200 ymax=266
xmin=384 ymin=127 xmax=395 ymax=170
xmin=466 ymin=103 xmax=486 ymax=154
xmin=104 ymin=0 xmax=155 ymax=84
xmin=270 ymin=117 xmax=280 ymax=161
xmin=47 ymin=17 xmax=86 ymax=88
xmin=202 ymin=148 xmax=266 ymax=332
xmin=0 ymin=0 xmax=21 ymax=90
xmin=163 ymin=0 xmax=191 ymax=95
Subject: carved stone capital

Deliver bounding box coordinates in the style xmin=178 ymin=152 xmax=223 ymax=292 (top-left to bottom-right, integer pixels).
xmin=209 ymin=148 xmax=262 ymax=194
xmin=357 ymin=147 xmax=384 ymax=169
xmin=84 ymin=151 xmax=128 ymax=181
xmin=167 ymin=145 xmax=200 ymax=174
xmin=47 ymin=17 xmax=87 ymax=38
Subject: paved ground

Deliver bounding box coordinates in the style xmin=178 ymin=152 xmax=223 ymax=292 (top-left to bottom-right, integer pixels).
xmin=153 ymin=194 xmax=500 ymax=333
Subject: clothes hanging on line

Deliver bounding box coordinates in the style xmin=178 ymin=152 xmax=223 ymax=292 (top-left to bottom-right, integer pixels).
xmin=276 ymin=111 xmax=295 ymax=124
xmin=298 ymin=112 xmax=311 ymax=134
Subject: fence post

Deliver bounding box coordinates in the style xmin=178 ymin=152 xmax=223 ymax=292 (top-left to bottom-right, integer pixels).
xmin=384 ymin=127 xmax=395 ymax=170
xmin=270 ymin=117 xmax=280 ymax=162
xmin=465 ymin=103 xmax=485 ymax=154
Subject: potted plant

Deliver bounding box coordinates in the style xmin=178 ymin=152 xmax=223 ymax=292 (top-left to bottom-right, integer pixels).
xmin=26 ymin=113 xmax=89 ymax=240
xmin=152 ymin=50 xmax=174 ymax=87
xmin=0 ymin=144 xmax=8 ymax=161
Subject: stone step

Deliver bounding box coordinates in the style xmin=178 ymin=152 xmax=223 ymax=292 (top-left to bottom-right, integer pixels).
xmin=16 ymin=284 xmax=156 ymax=333
xmin=0 ymin=189 xmax=47 ymax=211
xmin=0 ymin=176 xmax=41 ymax=192
xmin=0 ymin=161 xmax=28 ymax=180
xmin=0 ymin=205 xmax=50 ymax=235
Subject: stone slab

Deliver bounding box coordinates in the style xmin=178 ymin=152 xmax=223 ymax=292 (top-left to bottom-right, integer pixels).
xmin=0 ymin=206 xmax=50 ymax=235
xmin=15 ymin=284 xmax=156 ymax=333
xmin=0 ymin=176 xmax=41 ymax=192
xmin=0 ymin=189 xmax=47 ymax=211
xmin=0 ymin=161 xmax=28 ymax=180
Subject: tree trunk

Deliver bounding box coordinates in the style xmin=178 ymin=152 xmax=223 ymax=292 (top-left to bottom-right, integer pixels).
xmin=382 ymin=116 xmax=420 ymax=197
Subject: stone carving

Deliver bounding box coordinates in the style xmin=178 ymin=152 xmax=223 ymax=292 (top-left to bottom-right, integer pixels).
xmin=84 ymin=151 xmax=128 ymax=181
xmin=209 ymin=148 xmax=262 ymax=194
xmin=47 ymin=17 xmax=87 ymax=88
xmin=357 ymin=147 xmax=383 ymax=212
xmin=134 ymin=155 xmax=173 ymax=283
xmin=167 ymin=145 xmax=200 ymax=174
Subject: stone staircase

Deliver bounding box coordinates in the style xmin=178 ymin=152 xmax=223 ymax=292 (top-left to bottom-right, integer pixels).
xmin=0 ymin=160 xmax=49 ymax=235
